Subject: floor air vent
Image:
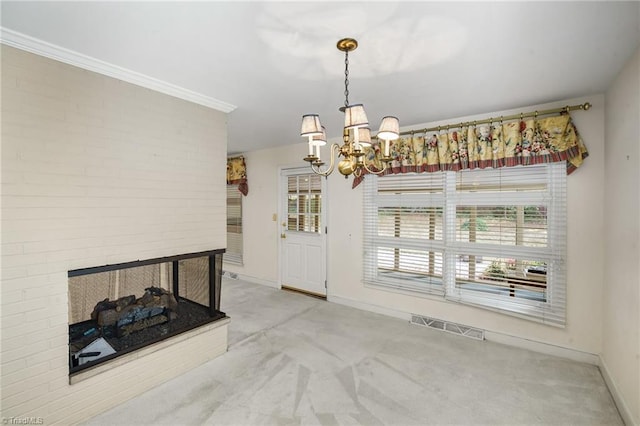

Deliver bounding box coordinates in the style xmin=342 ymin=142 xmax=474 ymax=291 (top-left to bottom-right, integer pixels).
xmin=411 ymin=314 xmax=484 ymax=340
xmin=222 ymin=271 xmax=238 ymax=280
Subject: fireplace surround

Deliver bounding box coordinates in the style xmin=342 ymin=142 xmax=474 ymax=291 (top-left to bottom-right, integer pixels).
xmin=68 ymin=249 xmax=226 ymax=377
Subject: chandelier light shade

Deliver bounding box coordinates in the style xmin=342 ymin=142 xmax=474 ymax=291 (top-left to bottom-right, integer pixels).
xmin=301 ymin=38 xmax=398 ymax=179
xmin=301 ymin=114 xmax=324 ymax=156
xmin=311 ymin=126 xmax=327 ymax=145
xmin=358 ymin=127 xmax=372 ymax=147
xmin=300 ymin=114 xmax=323 ymax=136
xmin=377 ymin=116 xmax=400 ymax=140
xmin=377 ymin=116 xmax=400 ymax=157
xmin=310 ymin=126 xmax=327 ymax=159
xmin=344 ymin=104 xmax=369 ymax=129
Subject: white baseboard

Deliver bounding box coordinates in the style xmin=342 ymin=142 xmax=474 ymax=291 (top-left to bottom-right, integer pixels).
xmin=483 ymin=330 xmax=600 ymax=365
xmin=328 ymin=294 xmax=412 ymax=322
xmin=231 ymin=273 xmax=280 ymax=289
xmin=599 ymin=356 xmax=637 ymax=426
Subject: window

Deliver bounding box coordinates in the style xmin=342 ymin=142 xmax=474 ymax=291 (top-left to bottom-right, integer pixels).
xmin=226 ymin=185 xmax=243 ymax=265
xmin=364 ymin=163 xmax=567 ymax=326
xmin=287 ymin=174 xmax=322 ymax=233
xmin=364 ymin=173 xmax=446 ymax=295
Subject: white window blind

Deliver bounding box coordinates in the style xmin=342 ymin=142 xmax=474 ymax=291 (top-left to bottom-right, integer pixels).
xmin=363 ymin=163 xmax=567 ymax=326
xmin=226 ymin=185 xmax=243 ymax=265
xmin=364 ymin=173 xmax=446 ymax=295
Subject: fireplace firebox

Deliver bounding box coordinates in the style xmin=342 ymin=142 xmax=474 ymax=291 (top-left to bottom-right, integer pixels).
xmin=68 ymin=249 xmax=226 ymax=376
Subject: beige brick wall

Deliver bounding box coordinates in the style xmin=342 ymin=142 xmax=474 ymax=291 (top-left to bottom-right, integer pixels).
xmin=1 ymin=45 xmax=228 ymax=424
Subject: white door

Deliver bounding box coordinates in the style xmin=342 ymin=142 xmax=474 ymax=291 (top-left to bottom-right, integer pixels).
xmin=279 ymin=168 xmax=327 ymax=297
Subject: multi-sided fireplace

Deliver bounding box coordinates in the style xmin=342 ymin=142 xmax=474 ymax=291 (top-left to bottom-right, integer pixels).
xmin=68 ymin=249 xmax=226 ymax=376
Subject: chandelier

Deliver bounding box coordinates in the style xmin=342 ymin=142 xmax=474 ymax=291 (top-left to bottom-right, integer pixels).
xmin=301 ymin=38 xmax=400 ymax=178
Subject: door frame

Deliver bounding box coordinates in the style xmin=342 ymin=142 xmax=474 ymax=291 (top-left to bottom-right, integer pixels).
xmin=277 ymin=165 xmax=328 ymax=295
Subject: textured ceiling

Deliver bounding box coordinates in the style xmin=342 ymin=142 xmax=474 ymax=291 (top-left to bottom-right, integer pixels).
xmin=2 ymin=1 xmax=639 ymax=154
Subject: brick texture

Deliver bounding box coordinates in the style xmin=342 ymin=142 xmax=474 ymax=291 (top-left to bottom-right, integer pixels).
xmin=1 ymin=45 xmax=228 ymax=423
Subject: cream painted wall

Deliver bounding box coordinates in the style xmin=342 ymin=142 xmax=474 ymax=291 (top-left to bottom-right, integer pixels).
xmin=1 ymin=46 xmax=228 ymax=423
xmin=603 ymin=46 xmax=640 ymax=425
xmin=227 ymin=94 xmax=606 ymax=356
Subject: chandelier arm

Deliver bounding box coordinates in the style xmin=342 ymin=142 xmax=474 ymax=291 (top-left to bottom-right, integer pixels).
xmin=310 ymin=164 xmax=332 ymax=177
xmin=361 ymin=158 xmax=387 ymax=175
xmin=310 ymin=143 xmax=341 ymax=176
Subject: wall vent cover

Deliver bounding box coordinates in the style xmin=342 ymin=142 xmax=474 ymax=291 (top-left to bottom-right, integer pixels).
xmin=411 ymin=314 xmax=484 ymax=340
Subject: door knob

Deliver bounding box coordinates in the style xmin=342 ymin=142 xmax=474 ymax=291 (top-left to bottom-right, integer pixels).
xmin=280 ymin=233 xmax=287 ymax=239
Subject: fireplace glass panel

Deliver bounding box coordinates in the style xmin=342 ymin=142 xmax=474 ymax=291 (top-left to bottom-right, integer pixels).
xmin=69 ymin=272 xmax=117 ymax=324
xmin=178 ymin=257 xmax=209 ymax=307
xmin=68 ymin=263 xmax=174 ymax=324
xmin=119 ymin=263 xmax=170 ymax=300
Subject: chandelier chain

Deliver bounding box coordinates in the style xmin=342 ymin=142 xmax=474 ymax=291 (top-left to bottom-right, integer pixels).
xmin=343 ymin=50 xmax=349 ymax=107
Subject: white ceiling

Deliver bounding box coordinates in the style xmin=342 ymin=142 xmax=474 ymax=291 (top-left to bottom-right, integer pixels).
xmin=2 ymin=2 xmax=639 ymax=154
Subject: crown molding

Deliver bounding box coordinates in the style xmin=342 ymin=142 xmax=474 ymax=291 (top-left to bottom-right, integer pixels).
xmin=0 ymin=27 xmax=237 ymax=113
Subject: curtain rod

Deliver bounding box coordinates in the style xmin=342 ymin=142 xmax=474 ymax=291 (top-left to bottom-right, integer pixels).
xmin=398 ymin=102 xmax=591 ymax=136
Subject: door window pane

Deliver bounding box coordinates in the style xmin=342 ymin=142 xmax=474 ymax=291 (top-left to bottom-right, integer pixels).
xmin=287 ymin=174 xmax=322 ymax=233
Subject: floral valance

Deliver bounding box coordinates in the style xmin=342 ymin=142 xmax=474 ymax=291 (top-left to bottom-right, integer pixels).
xmin=227 ymin=156 xmax=248 ymax=196
xmin=354 ymin=114 xmax=588 ymax=188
